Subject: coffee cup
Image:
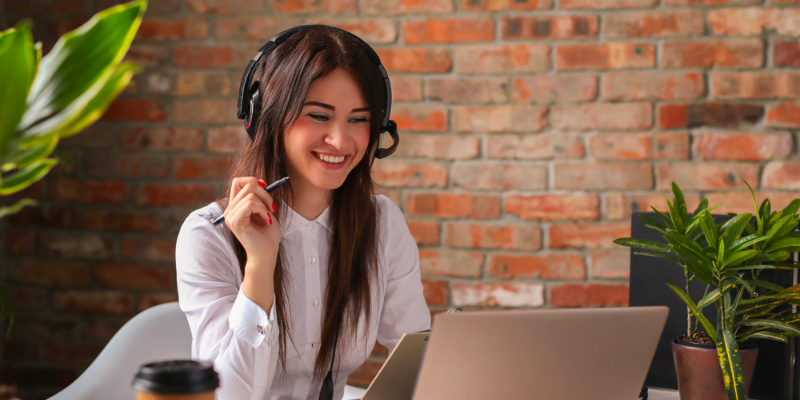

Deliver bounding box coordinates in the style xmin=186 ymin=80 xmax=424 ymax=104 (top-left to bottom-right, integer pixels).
xmin=132 ymin=360 xmax=219 ymax=400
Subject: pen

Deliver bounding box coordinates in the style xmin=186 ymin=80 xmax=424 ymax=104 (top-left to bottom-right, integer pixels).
xmin=212 ymin=177 xmax=289 ymax=226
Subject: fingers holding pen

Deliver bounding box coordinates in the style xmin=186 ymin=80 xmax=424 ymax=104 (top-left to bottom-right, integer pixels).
xmin=228 ymin=192 xmax=272 ymax=227
xmin=225 ymin=177 xmax=278 ymax=227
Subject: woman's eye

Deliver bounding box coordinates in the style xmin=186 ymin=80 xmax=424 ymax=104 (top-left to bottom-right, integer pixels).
xmin=309 ymin=114 xmax=328 ymax=122
xmin=351 ymin=117 xmax=369 ymax=124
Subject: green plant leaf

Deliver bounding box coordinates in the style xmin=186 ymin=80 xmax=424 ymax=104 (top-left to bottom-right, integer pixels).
xmin=633 ymin=251 xmax=679 ymax=263
xmin=752 ymin=250 xmax=790 ymax=264
xmin=0 ymin=158 xmax=57 ymax=195
xmin=750 ymin=279 xmax=785 ymax=294
xmin=0 ymin=198 xmax=37 ymax=219
xmin=722 ymin=250 xmax=758 ymax=269
xmin=7 ymin=134 xmax=58 ymax=170
xmin=668 ymin=199 xmax=686 ymax=235
xmin=781 ymin=199 xmax=800 ymax=217
xmin=639 ymin=214 xmax=667 ymax=234
xmin=717 ymin=328 xmax=746 ymax=400
xmin=744 ymin=181 xmax=762 ymax=234
xmin=776 ymin=313 xmax=800 ymax=325
xmin=672 ymin=182 xmax=688 ymax=223
xmin=613 ymin=238 xmax=671 ymax=252
xmin=760 ymin=199 xmax=772 ymax=230
xmin=764 ymin=214 xmax=797 ymax=247
xmin=0 ymin=21 xmax=36 ymax=161
xmin=717 ymin=236 xmax=726 ymax=265
xmin=725 ymin=264 xmax=775 ymax=273
xmin=19 ymin=0 xmax=146 ymax=133
xmin=739 ymin=319 xmax=800 ymax=335
xmin=667 ymin=283 xmax=717 ymax=341
xmin=651 ymin=206 xmax=675 ymax=231
xmin=736 ymin=295 xmax=784 ymax=315
xmin=740 ymin=331 xmax=788 ymax=343
xmin=721 ymin=213 xmax=752 ymax=249
xmin=698 ymin=281 xmax=736 ymax=309
xmin=728 ymin=234 xmax=769 ymax=253
xmin=744 ymin=223 xmax=757 ymax=235
xmin=692 ymin=198 xmax=709 ymax=217
xmin=768 ymin=236 xmax=800 ymax=253
xmin=699 ymin=210 xmax=719 ymax=249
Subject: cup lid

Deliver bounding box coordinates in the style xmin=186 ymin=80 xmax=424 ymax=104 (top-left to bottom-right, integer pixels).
xmin=132 ymin=360 xmax=219 ymax=394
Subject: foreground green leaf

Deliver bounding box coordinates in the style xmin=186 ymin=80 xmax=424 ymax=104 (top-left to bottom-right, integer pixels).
xmin=667 ymin=283 xmax=716 ymax=341
xmin=0 ymin=198 xmax=37 ymax=219
xmin=717 ymin=328 xmax=746 ymax=400
xmin=0 ymin=21 xmax=36 ymax=160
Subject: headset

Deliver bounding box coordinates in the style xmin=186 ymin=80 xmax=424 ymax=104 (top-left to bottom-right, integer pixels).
xmin=236 ymin=24 xmax=399 ymax=159
xmin=235 ymin=25 xmax=399 ymax=400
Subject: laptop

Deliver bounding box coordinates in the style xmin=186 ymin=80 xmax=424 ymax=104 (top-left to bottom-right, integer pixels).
xmin=358 ymin=306 xmax=669 ymax=400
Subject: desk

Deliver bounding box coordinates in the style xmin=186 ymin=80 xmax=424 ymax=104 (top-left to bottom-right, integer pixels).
xmin=647 ymin=388 xmax=679 ymax=399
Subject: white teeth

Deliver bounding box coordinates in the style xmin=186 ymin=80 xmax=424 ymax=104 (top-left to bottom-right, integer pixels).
xmin=317 ymin=153 xmax=345 ymax=164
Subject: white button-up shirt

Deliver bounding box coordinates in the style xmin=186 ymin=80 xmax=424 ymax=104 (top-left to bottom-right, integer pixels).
xmin=175 ymin=195 xmax=431 ymax=400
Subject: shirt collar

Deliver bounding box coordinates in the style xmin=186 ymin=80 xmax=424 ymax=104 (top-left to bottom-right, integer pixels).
xmin=279 ymin=200 xmax=333 ymax=237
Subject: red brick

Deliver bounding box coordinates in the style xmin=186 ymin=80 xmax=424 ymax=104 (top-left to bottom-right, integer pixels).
xmin=120 ymin=127 xmax=205 ymax=151
xmin=174 ymin=99 xmax=238 ymax=124
xmin=83 ymin=152 xmax=168 ymax=178
xmin=375 ymin=48 xmax=451 ymax=73
xmin=489 ymin=254 xmax=585 ymax=279
xmin=766 ymin=102 xmax=800 ymax=127
xmin=347 ymin=359 xmax=384 ymax=386
xmin=451 ymin=162 xmax=546 ymax=190
xmin=551 ymin=284 xmax=629 ymax=307
xmin=774 ymin=41 xmax=800 ymax=67
xmin=709 ymin=8 xmax=800 ymax=36
xmin=4 ymin=338 xmax=41 ymax=362
xmin=407 ymin=220 xmax=440 ymax=246
xmin=446 ymin=223 xmax=541 ymax=250
xmin=426 ymin=77 xmax=507 ymax=103
xmin=60 ymin=124 xmax=116 ymax=148
xmin=97 ymin=0 xmax=180 ymax=13
xmin=505 ymin=194 xmax=599 ymax=221
xmin=502 ymin=15 xmax=598 ymax=40
xmin=10 ymin=287 xmax=48 ymax=310
xmin=403 ymin=18 xmax=493 ymax=44
xmin=173 ymin=156 xmax=234 ymax=180
xmin=455 ymin=44 xmax=550 ymax=74
xmin=390 ymin=76 xmax=422 ymax=102
xmin=137 ymin=18 xmax=208 ymax=41
xmin=460 ymin=0 xmax=552 ymax=10
xmin=39 ymin=232 xmax=114 ymax=259
xmin=657 ymin=163 xmax=759 ymax=190
xmin=208 ymin=126 xmax=248 ymax=152
xmin=694 ymin=132 xmax=792 ymax=161
xmin=364 ymin=0 xmax=453 ymax=13
xmin=712 ymin=72 xmax=800 ymax=99
xmin=556 ymin=43 xmax=654 ymax=70
xmin=591 ymin=251 xmax=631 ymax=279
xmin=185 ymin=0 xmax=265 ymax=13
xmin=656 ymin=133 xmax=691 ymax=160
xmin=121 ymin=237 xmax=177 ymax=263
xmin=513 ymin=75 xmax=597 ymax=103
xmin=52 ymin=290 xmax=133 ymax=315
xmin=589 ymin=133 xmax=652 ymax=160
xmin=705 ymin=191 xmax=800 ymax=214
xmin=174 ymin=45 xmax=235 ymax=68
xmin=139 ymin=293 xmax=180 ymax=311
xmin=214 ymin=18 xmax=297 ymax=40
xmin=763 ymin=162 xmax=800 ymax=189
xmin=8 ymin=205 xmax=77 ymax=229
xmin=419 ymin=250 xmax=484 ymax=278
xmin=3 ymin=364 xmax=80 ymax=388
xmin=407 ymin=193 xmax=500 ymax=219
xmin=124 ymin=45 xmax=170 ymax=68
xmin=12 ymin=259 xmax=88 ymax=286
xmin=101 ymin=99 xmax=166 ymax=122
xmin=392 ymin=134 xmax=480 ymax=160
xmin=552 ymin=103 xmax=652 ymax=131
xmin=82 ymin=210 xmax=160 ymax=234
xmin=664 ymin=0 xmax=759 ymax=4
xmin=372 ymin=160 xmax=448 ymax=188
xmin=5 ymin=229 xmax=36 ymax=255
xmin=561 ymin=0 xmax=656 ymax=8
xmin=657 ymin=103 xmax=763 ymax=129
xmin=603 ymin=72 xmax=704 ymax=100
xmin=605 ymin=11 xmax=704 ymax=38
xmin=422 ymin=279 xmax=448 ymax=306
xmin=549 ymin=222 xmax=632 ymax=249
xmin=307 ymin=18 xmax=397 ymax=44
xmin=554 ymin=159 xmax=653 ymax=190
xmin=452 ymin=283 xmax=544 ymax=307
xmin=150 ymin=72 xmax=231 ymax=96
xmin=391 ymin=105 xmax=447 ymax=131
xmin=93 ymin=264 xmax=175 ymax=290
xmin=454 ymin=105 xmax=547 ymax=132
xmin=487 ymin=134 xmax=584 ymax=159
xmin=270 ymin=0 xmax=356 ymax=13
xmin=662 ymin=39 xmax=763 ymax=68
xmin=44 ymin=340 xmax=104 ymax=367
xmin=5 ymin=0 xmax=87 ymax=13
xmin=134 ymin=184 xmax=216 ymax=206
xmin=6 ymin=180 xmax=43 ymax=200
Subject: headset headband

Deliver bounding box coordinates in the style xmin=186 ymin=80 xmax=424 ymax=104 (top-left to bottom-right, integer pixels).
xmin=235 ymin=25 xmax=398 ymax=159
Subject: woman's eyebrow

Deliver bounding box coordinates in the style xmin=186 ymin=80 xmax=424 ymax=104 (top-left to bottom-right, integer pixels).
xmin=304 ymin=101 xmax=369 ymax=113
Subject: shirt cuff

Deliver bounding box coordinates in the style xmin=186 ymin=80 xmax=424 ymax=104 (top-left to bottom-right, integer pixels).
xmin=228 ymin=288 xmax=277 ymax=349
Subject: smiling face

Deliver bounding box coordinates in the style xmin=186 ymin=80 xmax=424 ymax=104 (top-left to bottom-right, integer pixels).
xmin=282 ymin=68 xmax=372 ymax=195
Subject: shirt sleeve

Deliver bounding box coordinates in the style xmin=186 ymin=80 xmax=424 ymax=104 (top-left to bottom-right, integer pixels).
xmin=375 ymin=197 xmax=432 ymax=353
xmin=175 ymin=210 xmax=280 ymax=400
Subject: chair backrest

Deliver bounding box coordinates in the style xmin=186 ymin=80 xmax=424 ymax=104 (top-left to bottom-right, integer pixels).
xmin=49 ymin=302 xmax=191 ymax=400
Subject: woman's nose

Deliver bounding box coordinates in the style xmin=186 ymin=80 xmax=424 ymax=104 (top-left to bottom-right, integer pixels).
xmin=323 ymin=121 xmax=349 ymax=148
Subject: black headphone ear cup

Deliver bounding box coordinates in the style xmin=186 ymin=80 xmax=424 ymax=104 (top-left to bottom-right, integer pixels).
xmin=244 ymin=81 xmax=262 ymax=140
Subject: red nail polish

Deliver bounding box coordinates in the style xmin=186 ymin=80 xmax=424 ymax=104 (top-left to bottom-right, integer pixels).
xmin=272 ymin=203 xmax=277 ymax=212
xmin=268 ymin=214 xmax=272 ymax=225
xmin=258 ymin=179 xmax=266 ymax=188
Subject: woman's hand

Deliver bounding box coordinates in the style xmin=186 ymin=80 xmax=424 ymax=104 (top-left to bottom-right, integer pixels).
xmin=224 ymin=177 xmax=281 ymax=267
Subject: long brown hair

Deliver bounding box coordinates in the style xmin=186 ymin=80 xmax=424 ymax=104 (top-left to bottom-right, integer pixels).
xmin=214 ymin=26 xmax=385 ymax=383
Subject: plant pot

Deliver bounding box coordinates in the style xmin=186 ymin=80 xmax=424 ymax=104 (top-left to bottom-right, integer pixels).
xmin=672 ymin=339 xmax=758 ymax=400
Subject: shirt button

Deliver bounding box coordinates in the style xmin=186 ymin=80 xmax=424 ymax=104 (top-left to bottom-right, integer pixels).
xmin=307 ymin=223 xmax=313 ymax=230
xmin=309 ymin=257 xmax=316 ymax=264
xmin=312 ymin=299 xmax=319 ymax=307
xmin=256 ymin=324 xmax=265 ymax=334
xmin=312 ymin=342 xmax=319 ymax=349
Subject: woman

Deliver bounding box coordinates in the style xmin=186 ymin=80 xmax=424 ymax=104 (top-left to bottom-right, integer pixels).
xmin=175 ymin=26 xmax=431 ymax=399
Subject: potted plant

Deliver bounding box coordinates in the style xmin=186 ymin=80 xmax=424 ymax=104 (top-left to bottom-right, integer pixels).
xmin=615 ymin=182 xmax=800 ymax=400
xmin=0 ymin=1 xmax=147 ymax=333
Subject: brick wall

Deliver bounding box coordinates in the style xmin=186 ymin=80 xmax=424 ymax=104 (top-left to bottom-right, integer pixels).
xmin=2 ymin=0 xmax=800 ymax=397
